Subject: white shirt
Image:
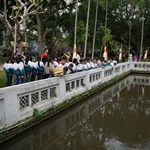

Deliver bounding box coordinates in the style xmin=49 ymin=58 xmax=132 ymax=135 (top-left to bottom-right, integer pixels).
xmin=83 ymin=64 xmax=88 ymax=70
xmin=77 ymin=64 xmax=83 ymax=71
xmin=53 ymin=61 xmax=58 ymax=68
xmin=77 ymin=54 xmax=81 ymax=63
xmin=90 ymin=62 xmax=95 ymax=69
xmin=86 ymin=62 xmax=91 ymax=69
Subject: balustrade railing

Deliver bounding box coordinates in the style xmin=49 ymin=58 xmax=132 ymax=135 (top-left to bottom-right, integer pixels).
xmin=133 ymin=62 xmax=150 ymax=71
xmin=0 ymin=62 xmax=149 ymax=128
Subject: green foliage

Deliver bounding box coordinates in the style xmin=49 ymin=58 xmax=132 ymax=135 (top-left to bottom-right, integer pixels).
xmin=0 ymin=71 xmax=7 ymax=88
xmin=33 ymin=108 xmax=41 ymax=118
xmin=102 ymin=32 xmax=113 ymax=46
xmin=0 ymin=47 xmax=3 ymax=60
xmin=81 ymin=83 xmax=86 ymax=87
xmin=96 ymin=26 xmax=112 ymax=47
xmin=77 ymin=20 xmax=86 ymax=45
xmin=1 ymin=0 xmax=150 ymax=53
xmin=53 ymin=92 xmax=57 ymax=98
xmin=136 ymin=0 xmax=146 ymax=11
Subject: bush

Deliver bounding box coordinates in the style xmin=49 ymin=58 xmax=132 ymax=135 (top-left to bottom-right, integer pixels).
xmin=33 ymin=108 xmax=41 ymax=119
xmin=0 ymin=46 xmax=3 ymax=61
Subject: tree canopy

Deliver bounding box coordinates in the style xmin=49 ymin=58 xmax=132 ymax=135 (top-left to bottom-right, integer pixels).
xmin=0 ymin=0 xmax=150 ymax=55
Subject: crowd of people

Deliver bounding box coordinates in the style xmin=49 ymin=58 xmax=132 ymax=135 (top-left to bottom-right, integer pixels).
xmin=3 ymin=48 xmax=118 ymax=86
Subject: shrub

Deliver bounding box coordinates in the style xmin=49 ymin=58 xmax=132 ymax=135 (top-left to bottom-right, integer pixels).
xmin=33 ymin=108 xmax=41 ymax=118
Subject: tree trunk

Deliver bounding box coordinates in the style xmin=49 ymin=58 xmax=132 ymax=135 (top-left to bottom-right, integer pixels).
xmin=36 ymin=13 xmax=43 ymax=56
xmin=12 ymin=26 xmax=23 ymax=53
xmin=2 ymin=30 xmax=6 ymax=47
xmin=17 ymin=40 xmax=22 ymax=53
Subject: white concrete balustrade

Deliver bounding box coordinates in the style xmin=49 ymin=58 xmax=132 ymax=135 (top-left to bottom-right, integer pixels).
xmin=0 ymin=62 xmax=149 ymax=129
xmin=2 ymin=75 xmax=148 ymax=149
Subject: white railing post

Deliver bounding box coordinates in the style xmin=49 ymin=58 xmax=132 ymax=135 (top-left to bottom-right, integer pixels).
xmin=58 ymin=77 xmax=66 ymax=103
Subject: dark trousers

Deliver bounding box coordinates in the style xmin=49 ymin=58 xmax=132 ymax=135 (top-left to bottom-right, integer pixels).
xmin=43 ymin=73 xmax=50 ymax=79
xmin=14 ymin=75 xmax=22 ymax=85
xmin=26 ymin=72 xmax=31 ymax=82
xmin=31 ymin=73 xmax=36 ymax=81
xmin=37 ymin=72 xmax=43 ymax=80
xmin=6 ymin=73 xmax=12 ymax=86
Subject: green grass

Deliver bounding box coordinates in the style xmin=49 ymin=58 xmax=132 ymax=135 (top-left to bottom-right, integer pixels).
xmin=0 ymin=70 xmax=7 ymax=88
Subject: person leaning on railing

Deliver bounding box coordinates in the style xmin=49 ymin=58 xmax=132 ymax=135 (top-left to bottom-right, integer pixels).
xmin=53 ymin=66 xmax=68 ymax=77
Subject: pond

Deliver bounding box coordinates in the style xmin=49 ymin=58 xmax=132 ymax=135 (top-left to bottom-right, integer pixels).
xmin=0 ymin=75 xmax=150 ymax=150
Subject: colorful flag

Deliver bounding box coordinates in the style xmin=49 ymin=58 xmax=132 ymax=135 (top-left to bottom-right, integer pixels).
xmin=103 ymin=46 xmax=108 ymax=60
xmin=73 ymin=44 xmax=77 ymax=59
xmin=119 ymin=48 xmax=122 ymax=61
xmin=144 ymin=50 xmax=148 ymax=60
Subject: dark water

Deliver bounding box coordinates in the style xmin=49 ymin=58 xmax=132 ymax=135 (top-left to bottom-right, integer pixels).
xmin=1 ymin=75 xmax=150 ymax=150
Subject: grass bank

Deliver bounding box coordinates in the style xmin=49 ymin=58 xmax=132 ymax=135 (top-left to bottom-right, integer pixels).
xmin=0 ymin=70 xmax=7 ymax=88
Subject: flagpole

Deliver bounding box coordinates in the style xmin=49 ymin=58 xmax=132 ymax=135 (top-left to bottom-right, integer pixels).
xmin=128 ymin=20 xmax=132 ymax=57
xmin=121 ymin=44 xmax=123 ymax=51
xmin=104 ymin=0 xmax=108 ymax=34
xmin=103 ymin=0 xmax=108 ymax=59
xmin=139 ymin=15 xmax=145 ymax=62
xmin=73 ymin=0 xmax=78 ymax=60
xmin=84 ymin=0 xmax=91 ymax=59
xmin=92 ymin=0 xmax=99 ymax=60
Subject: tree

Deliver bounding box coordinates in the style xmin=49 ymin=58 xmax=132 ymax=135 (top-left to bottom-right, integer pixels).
xmin=106 ymin=0 xmax=150 ymax=53
xmin=0 ymin=0 xmax=42 ymax=52
xmin=35 ymin=0 xmax=86 ymax=56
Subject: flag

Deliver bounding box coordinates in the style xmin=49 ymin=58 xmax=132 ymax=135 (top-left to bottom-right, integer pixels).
xmin=144 ymin=50 xmax=148 ymax=60
xmin=119 ymin=48 xmax=122 ymax=61
xmin=103 ymin=46 xmax=108 ymax=60
xmin=73 ymin=44 xmax=77 ymax=59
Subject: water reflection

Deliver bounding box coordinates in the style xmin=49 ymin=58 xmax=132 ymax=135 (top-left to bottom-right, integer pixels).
xmin=1 ymin=75 xmax=150 ymax=150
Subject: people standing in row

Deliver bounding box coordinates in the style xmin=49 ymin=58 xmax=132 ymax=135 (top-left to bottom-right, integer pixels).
xmin=36 ymin=56 xmax=45 ymax=80
xmin=44 ymin=58 xmax=54 ymax=78
xmin=3 ymin=48 xmax=122 ymax=86
xmin=3 ymin=58 xmax=12 ymax=86
xmin=24 ymin=56 xmax=33 ymax=82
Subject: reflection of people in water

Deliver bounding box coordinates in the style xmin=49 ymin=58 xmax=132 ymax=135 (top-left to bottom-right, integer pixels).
xmin=141 ymin=86 xmax=145 ymax=97
xmin=131 ymin=83 xmax=136 ymax=90
xmin=101 ymin=106 xmax=106 ymax=118
xmin=117 ymin=92 xmax=121 ymax=102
